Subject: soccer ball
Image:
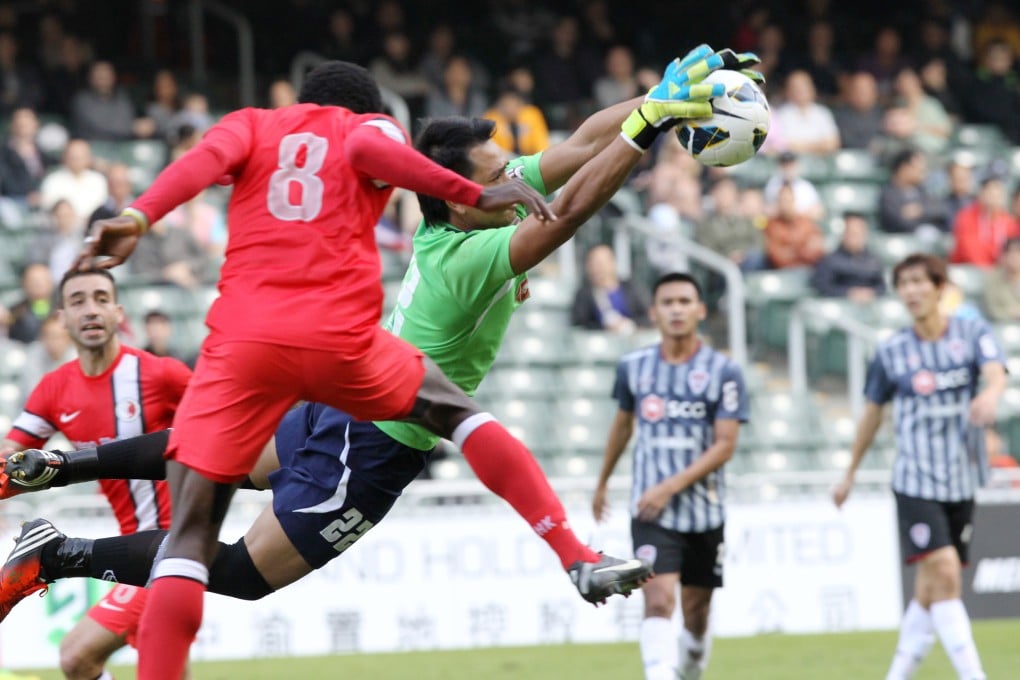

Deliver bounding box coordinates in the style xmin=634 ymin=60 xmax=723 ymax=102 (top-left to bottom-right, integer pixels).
xmin=675 ymin=70 xmax=770 ymax=167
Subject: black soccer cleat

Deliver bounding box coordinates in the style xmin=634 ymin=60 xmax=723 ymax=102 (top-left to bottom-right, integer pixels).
xmin=567 ymin=553 xmax=653 ymax=605
xmin=0 ymin=518 xmax=63 ymax=622
xmin=0 ymin=449 xmax=64 ymax=499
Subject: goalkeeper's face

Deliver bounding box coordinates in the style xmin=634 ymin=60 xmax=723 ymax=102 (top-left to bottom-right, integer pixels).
xmin=459 ymin=141 xmax=518 ymax=230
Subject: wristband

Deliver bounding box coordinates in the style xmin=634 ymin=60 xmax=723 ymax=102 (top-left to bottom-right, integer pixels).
xmin=620 ymin=107 xmax=658 ymax=152
xmin=121 ymin=207 xmax=150 ymax=234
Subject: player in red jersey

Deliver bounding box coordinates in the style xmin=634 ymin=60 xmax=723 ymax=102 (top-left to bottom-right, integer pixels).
xmin=78 ymin=61 xmax=654 ymax=679
xmin=1 ymin=267 xmax=191 ymax=680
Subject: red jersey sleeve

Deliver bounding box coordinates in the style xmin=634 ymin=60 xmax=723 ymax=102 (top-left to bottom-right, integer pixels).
xmin=345 ymin=116 xmax=483 ymax=206
xmin=130 ymin=109 xmax=255 ymax=224
xmin=6 ymin=374 xmax=58 ymax=448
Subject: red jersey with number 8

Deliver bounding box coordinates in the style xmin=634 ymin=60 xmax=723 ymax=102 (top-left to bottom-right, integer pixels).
xmin=133 ymin=105 xmax=401 ymax=353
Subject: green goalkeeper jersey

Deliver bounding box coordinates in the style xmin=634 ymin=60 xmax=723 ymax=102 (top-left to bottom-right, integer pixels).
xmin=375 ymin=153 xmax=546 ymax=451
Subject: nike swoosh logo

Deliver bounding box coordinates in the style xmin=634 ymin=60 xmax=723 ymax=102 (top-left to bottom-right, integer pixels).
xmin=59 ymin=411 xmax=81 ymax=423
xmin=97 ymin=600 xmax=124 ymax=612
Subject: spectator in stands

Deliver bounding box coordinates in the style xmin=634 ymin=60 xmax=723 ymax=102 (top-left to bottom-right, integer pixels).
xmin=950 ymin=175 xmax=1020 ymax=267
xmin=7 ymin=262 xmax=55 ymax=343
xmin=878 ymin=149 xmax=944 ymax=235
xmin=142 ymin=309 xmax=182 ymax=360
xmin=267 ymin=79 xmax=296 ymax=109
xmin=942 ymin=156 xmax=976 ymax=225
xmin=130 ymin=216 xmax=213 ymax=289
xmin=753 ymin=23 xmax=790 ymax=83
xmin=39 ymin=138 xmax=107 ymax=222
xmin=918 ymin=57 xmax=963 ymax=120
xmin=28 ymin=199 xmax=81 ymax=279
xmin=983 ymin=237 xmax=1020 ymax=322
xmin=43 ymin=34 xmax=89 ymax=118
xmin=17 ymin=311 xmax=73 ymax=406
xmin=170 ymin=92 xmax=213 ymax=135
xmin=695 ymin=177 xmax=764 ymax=273
xmin=70 ymin=61 xmax=154 ymax=141
xmin=791 ymin=20 xmax=843 ymax=102
xmin=774 ymin=70 xmax=840 ymax=154
xmin=892 ymin=67 xmax=950 ymax=155
xmin=420 ymin=24 xmax=490 ymax=95
xmin=972 ymin=2 xmax=1020 ymax=58
xmin=939 ymin=279 xmax=984 ymax=321
xmin=532 ymin=15 xmax=601 ymax=129
xmin=961 ymin=40 xmax=1020 ymax=143
xmin=832 ymin=72 xmax=883 ymax=150
xmin=369 ymin=31 xmax=430 ymax=123
xmin=763 ymin=183 xmax=826 ymax=269
xmin=320 ymin=8 xmax=361 ymax=65
xmin=170 ymin=123 xmax=201 ymax=161
xmin=763 ymin=151 xmax=824 ymax=220
xmin=161 ymin=190 xmax=227 ymax=260
xmin=0 ymin=107 xmax=48 ymax=207
xmin=424 ymin=55 xmax=487 ymax=120
xmin=88 ymin=162 xmax=134 ymax=227
xmin=483 ymin=77 xmax=550 ymax=157
xmin=593 ymin=45 xmax=640 ymax=109
xmin=35 ymin=13 xmax=65 ymax=73
xmin=571 ymin=244 xmax=650 ymax=334
xmin=810 ymin=212 xmax=886 ymax=302
xmin=145 ymin=69 xmax=182 ymax=144
xmin=856 ymin=27 xmax=909 ymax=104
xmin=0 ymin=32 xmax=44 ymax=115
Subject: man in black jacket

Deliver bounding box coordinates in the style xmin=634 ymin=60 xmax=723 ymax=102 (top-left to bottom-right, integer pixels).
xmin=811 ymin=212 xmax=886 ymax=302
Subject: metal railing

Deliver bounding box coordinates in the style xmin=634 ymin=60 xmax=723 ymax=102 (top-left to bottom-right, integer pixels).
xmin=611 ymin=211 xmax=749 ymax=368
xmin=188 ymin=0 xmax=256 ymax=107
xmin=788 ymin=298 xmax=888 ymax=418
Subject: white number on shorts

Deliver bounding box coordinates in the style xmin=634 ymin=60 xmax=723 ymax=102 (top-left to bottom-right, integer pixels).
xmin=267 ymin=133 xmax=328 ymax=221
xmin=320 ymin=507 xmax=375 ymax=554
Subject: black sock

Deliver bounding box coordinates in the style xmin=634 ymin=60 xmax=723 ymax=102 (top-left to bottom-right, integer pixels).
xmin=53 ymin=430 xmax=171 ymax=486
xmin=208 ymin=538 xmax=274 ymax=600
xmin=88 ymin=530 xmax=168 ymax=584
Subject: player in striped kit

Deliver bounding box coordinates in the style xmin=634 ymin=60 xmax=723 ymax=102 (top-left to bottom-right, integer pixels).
xmin=1 ymin=267 xmax=191 ymax=680
xmin=592 ymin=272 xmax=749 ymax=680
xmin=833 ymin=253 xmax=1006 ymax=680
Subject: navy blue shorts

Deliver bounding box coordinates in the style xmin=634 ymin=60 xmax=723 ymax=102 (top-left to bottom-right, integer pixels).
xmin=269 ymin=403 xmax=431 ymax=569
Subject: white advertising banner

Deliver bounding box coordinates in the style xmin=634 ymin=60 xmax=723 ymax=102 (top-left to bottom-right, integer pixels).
xmin=0 ymin=495 xmax=901 ymax=669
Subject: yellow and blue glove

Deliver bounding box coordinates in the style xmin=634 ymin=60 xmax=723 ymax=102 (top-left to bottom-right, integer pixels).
xmin=621 ymin=45 xmax=764 ymax=152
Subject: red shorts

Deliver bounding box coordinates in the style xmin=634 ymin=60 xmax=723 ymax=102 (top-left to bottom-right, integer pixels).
xmin=168 ymin=328 xmax=425 ymax=482
xmin=87 ymin=583 xmax=148 ymax=648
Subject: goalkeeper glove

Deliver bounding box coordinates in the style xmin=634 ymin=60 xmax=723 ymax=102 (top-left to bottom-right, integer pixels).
xmin=621 ymin=44 xmax=726 ymax=151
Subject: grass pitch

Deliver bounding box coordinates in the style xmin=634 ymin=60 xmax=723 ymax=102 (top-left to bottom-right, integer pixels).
xmin=21 ymin=618 xmax=1019 ymax=679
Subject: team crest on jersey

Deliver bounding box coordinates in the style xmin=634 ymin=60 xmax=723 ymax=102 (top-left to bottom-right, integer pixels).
xmin=911 ymin=370 xmax=936 ymax=396
xmin=687 ymin=369 xmax=710 ymax=394
xmin=506 ymin=165 xmax=526 ymax=181
xmin=640 ymin=395 xmax=665 ymax=423
xmin=906 ymin=353 xmax=921 ymax=370
xmin=636 ymin=544 xmax=657 ymax=566
xmin=947 ymin=338 xmax=967 ymax=364
xmin=515 ymin=276 xmax=531 ymax=304
xmin=115 ymin=398 xmax=140 ymax=422
xmin=909 ymin=522 xmax=931 ymax=548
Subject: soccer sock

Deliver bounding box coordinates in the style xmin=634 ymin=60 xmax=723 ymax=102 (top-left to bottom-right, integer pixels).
xmin=137 ymin=559 xmax=208 ymax=680
xmin=207 ymin=538 xmax=274 ymax=600
xmin=886 ymin=599 xmax=935 ymax=680
xmin=40 ymin=530 xmax=167 ymax=584
xmin=930 ymin=599 xmax=985 ymax=680
xmin=680 ymin=626 xmax=711 ymax=672
xmin=454 ymin=415 xmax=599 ymax=569
xmin=639 ymin=617 xmax=678 ymax=680
xmin=52 ymin=430 xmax=170 ymax=486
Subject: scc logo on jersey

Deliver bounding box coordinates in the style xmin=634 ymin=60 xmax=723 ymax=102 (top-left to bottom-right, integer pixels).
xmin=115 ymin=399 xmax=141 ymax=422
xmin=640 ymin=395 xmax=707 ymax=422
xmin=911 ymin=367 xmax=969 ymax=396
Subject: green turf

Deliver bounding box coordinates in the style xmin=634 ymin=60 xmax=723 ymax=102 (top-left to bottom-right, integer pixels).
xmin=20 ymin=619 xmax=1019 ymax=679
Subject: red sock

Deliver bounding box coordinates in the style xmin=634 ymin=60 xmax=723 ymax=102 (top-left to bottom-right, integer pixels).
xmin=457 ymin=418 xmax=599 ymax=568
xmin=137 ymin=576 xmax=205 ymax=679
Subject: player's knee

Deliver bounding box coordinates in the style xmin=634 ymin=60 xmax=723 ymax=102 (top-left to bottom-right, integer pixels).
xmin=643 ymin=591 xmax=676 ymax=619
xmin=58 ymin=638 xmax=105 ymax=680
xmin=208 ymin=538 xmax=274 ymax=600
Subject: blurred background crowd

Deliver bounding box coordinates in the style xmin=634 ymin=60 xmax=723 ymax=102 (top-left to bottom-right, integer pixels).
xmin=2 ymin=0 xmax=1020 ymax=471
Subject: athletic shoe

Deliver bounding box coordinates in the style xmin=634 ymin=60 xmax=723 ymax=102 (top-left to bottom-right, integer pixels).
xmin=0 ymin=519 xmax=62 ymax=622
xmin=567 ymin=553 xmax=653 ymax=605
xmin=0 ymin=449 xmax=62 ymax=499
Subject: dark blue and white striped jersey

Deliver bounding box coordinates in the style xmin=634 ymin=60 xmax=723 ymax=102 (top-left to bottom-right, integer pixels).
xmin=864 ymin=316 xmax=1006 ymax=501
xmin=612 ymin=343 xmax=749 ymax=533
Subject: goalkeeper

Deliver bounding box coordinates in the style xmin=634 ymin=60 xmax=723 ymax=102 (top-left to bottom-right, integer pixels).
xmin=0 ymin=45 xmax=761 ymax=619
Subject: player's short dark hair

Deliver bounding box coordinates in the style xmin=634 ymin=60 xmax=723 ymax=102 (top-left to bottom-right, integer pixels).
xmin=298 ymin=61 xmax=383 ymax=114
xmin=144 ymin=309 xmax=170 ymax=324
xmin=58 ymin=268 xmax=117 ymax=306
xmin=892 ymin=253 xmax=947 ymax=288
xmin=890 ymin=148 xmax=921 ymax=174
xmin=652 ymin=272 xmax=703 ymax=301
xmin=414 ymin=117 xmax=496 ymax=227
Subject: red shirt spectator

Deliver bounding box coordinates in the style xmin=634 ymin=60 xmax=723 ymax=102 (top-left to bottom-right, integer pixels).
xmin=764 ymin=183 xmax=826 ymax=268
xmin=950 ymin=176 xmax=1020 ymax=267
